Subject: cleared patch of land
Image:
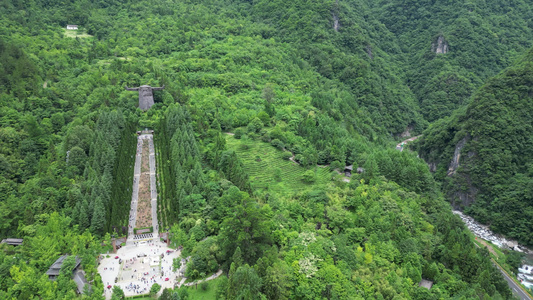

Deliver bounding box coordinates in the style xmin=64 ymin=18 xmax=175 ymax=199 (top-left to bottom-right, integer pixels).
xmin=63 ymin=29 xmax=93 ymax=38
xmin=225 ymin=135 xmax=334 ymax=194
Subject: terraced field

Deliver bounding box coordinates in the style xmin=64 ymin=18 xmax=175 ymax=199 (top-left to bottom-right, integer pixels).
xmin=226 ymin=135 xmax=335 ymax=194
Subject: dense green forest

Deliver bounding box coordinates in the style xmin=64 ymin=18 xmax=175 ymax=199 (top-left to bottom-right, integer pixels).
xmin=1 ymin=0 xmax=532 ymax=298
xmin=375 ymin=0 xmax=533 ymax=121
xmin=416 ymin=48 xmax=533 ymax=246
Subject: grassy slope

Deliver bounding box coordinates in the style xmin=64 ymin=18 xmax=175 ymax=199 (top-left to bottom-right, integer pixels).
xmin=225 ymin=134 xmax=338 ymax=194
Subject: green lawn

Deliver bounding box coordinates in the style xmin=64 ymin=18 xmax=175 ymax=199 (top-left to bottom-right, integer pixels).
xmin=226 ymin=134 xmax=335 ymax=194
xmin=126 ymin=277 xmax=222 ymax=299
xmin=183 ymin=277 xmax=221 ymax=299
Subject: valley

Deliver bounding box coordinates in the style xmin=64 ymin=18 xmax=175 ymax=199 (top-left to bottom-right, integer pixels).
xmin=1 ymin=0 xmax=533 ymax=299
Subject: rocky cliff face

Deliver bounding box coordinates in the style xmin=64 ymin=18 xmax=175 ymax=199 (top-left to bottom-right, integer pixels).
xmin=450 ymin=174 xmax=478 ymax=209
xmin=333 ymin=13 xmax=340 ymax=32
xmin=447 ymin=137 xmax=466 ymax=175
xmin=432 ymin=36 xmax=448 ymax=54
xmin=446 ymin=136 xmax=478 ymax=208
xmin=332 ymin=0 xmax=340 ymax=32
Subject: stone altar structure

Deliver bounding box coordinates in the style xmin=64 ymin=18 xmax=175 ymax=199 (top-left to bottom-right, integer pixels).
xmin=125 ymin=85 xmax=164 ymax=111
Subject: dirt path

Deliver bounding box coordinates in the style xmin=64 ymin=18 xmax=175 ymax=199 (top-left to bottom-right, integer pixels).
xmin=476 ymin=238 xmax=500 ymax=258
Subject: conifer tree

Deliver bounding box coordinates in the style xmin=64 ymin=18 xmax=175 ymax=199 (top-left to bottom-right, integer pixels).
xmin=79 ymin=198 xmax=90 ymax=230
xmin=90 ymin=196 xmax=105 ymax=235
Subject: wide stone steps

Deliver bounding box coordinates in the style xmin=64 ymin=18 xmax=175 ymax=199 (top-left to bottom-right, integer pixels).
xmin=133 ymin=233 xmax=153 ymax=240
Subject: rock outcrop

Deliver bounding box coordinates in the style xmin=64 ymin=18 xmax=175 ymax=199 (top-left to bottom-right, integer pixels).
xmin=446 ymin=136 xmax=478 ymax=208
xmin=447 ymin=137 xmax=466 ymax=176
xmin=366 ymin=45 xmax=373 ymax=59
xmin=431 ymin=36 xmax=448 ymax=54
xmin=332 ymin=0 xmax=340 ymax=32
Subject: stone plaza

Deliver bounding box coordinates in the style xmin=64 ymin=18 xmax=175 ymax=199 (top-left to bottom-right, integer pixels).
xmin=98 ymin=241 xmax=181 ymax=298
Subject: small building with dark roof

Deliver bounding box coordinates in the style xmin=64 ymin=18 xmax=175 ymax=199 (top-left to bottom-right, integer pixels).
xmin=73 ymin=269 xmax=91 ymax=294
xmin=1 ymin=238 xmax=23 ymax=246
xmin=344 ymin=165 xmax=353 ymax=177
xmin=46 ymin=255 xmax=81 ymax=280
xmin=46 ymin=255 xmax=90 ymax=294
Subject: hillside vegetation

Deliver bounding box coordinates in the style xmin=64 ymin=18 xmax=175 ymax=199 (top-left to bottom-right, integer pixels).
xmin=416 ymin=48 xmax=533 ymax=246
xmin=0 ymin=0 xmax=531 ymax=299
xmin=376 ymin=0 xmax=533 ymax=121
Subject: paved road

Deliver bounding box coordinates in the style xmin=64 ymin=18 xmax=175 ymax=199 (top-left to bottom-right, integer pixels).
xmin=475 ymin=242 xmax=532 ymax=300
xmin=497 ymin=264 xmax=533 ymax=300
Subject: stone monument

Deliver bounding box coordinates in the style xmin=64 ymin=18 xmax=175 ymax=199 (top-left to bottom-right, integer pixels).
xmin=125 ymin=85 xmax=164 ymax=111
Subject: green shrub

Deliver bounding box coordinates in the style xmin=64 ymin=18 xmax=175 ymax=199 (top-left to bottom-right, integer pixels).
xmin=330 ymin=160 xmax=344 ymax=171
xmin=282 ymin=152 xmax=292 ymax=160
xmin=261 ymin=132 xmax=271 ymax=142
xmin=302 ymin=170 xmax=316 ymax=183
xmin=150 ymin=283 xmax=161 ymax=295
xmin=257 ymin=111 xmax=270 ymax=125
xmin=270 ymin=138 xmax=284 ymax=150
xmin=295 ymin=154 xmax=305 ymax=165
xmin=247 ymin=117 xmax=263 ymax=133
xmin=274 ymin=168 xmax=282 ymax=182
xmin=234 ymin=128 xmax=244 ymax=139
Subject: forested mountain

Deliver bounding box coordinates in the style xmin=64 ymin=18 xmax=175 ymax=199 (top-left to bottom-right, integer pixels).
xmin=416 ymin=48 xmax=533 ymax=246
xmin=0 ymin=0 xmax=531 ymax=298
xmin=375 ymin=0 xmax=533 ymax=122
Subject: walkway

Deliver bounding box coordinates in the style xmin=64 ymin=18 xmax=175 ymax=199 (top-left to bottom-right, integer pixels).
xmin=182 ymin=270 xmax=223 ymax=287
xmin=127 ymin=132 xmax=159 ymax=244
xmin=148 ymin=135 xmax=159 ymax=239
